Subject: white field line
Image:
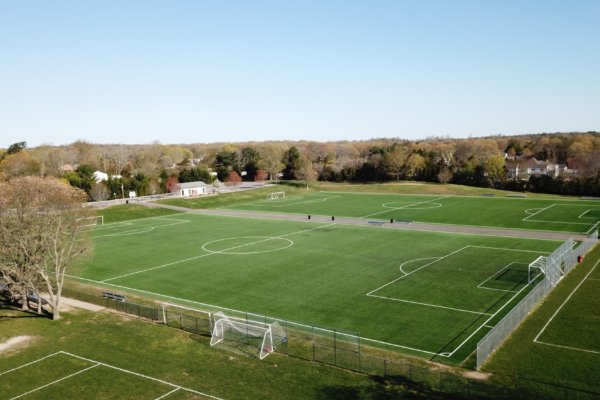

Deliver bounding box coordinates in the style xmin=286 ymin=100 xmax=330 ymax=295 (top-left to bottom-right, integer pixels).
xmin=448 ymin=279 xmax=540 ymax=358
xmin=521 ymin=204 xmax=554 ymax=222
xmin=368 ymin=294 xmax=492 ymax=316
xmin=65 ymin=275 xmax=441 ymax=357
xmin=0 ymin=352 xmax=62 ymax=377
xmin=155 ymin=388 xmax=181 ymax=400
xmin=61 ymin=351 xmax=224 ymax=400
xmin=101 ymin=223 xmax=334 ymax=282
xmin=254 ymin=195 xmax=341 ymax=208
xmin=90 ymin=217 xmax=190 ymax=233
xmin=585 ymin=220 xmax=600 ymax=235
xmin=9 ymin=364 xmax=100 ymax=400
xmin=477 ymin=262 xmax=529 ymax=293
xmin=96 ymin=220 xmax=191 ymax=239
xmin=534 ymin=340 xmax=600 ymax=355
xmin=398 ymin=257 xmax=442 ymax=276
xmin=533 ymin=257 xmax=600 ymax=346
xmin=578 ymin=209 xmax=594 ymax=219
xmin=360 ymin=196 xmax=450 ymax=219
xmin=483 ymin=325 xmax=495 ymax=329
xmin=469 ymin=245 xmax=551 ymax=255
xmin=366 ymin=246 xmax=470 ymax=296
xmin=367 ymin=245 xmax=545 ymax=297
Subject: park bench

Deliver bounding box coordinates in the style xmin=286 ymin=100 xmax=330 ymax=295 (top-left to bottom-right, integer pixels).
xmin=102 ymin=291 xmax=127 ymax=302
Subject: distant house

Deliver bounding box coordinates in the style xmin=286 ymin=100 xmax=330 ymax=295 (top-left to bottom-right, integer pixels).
xmin=93 ymin=171 xmax=122 ymax=183
xmin=505 ymin=157 xmax=575 ymax=180
xmin=93 ymin=171 xmax=109 ymax=182
xmin=176 ymin=181 xmax=209 ymax=197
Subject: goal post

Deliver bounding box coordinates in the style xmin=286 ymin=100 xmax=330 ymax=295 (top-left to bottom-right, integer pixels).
xmin=528 ymin=256 xmax=546 ymax=283
xmin=77 ymin=215 xmax=104 ymax=227
xmin=210 ymin=311 xmax=287 ymax=359
xmin=266 ymin=191 xmax=285 ymax=200
xmin=161 ymin=302 xmax=214 ymax=335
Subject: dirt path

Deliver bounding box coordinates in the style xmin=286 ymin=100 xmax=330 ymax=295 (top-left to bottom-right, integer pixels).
xmin=141 ymin=202 xmax=589 ymax=242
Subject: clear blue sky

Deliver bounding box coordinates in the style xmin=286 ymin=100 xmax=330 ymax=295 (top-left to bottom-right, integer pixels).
xmin=1 ymin=0 xmax=598 ymax=148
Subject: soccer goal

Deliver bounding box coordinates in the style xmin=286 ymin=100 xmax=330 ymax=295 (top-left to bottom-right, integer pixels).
xmin=161 ymin=302 xmax=214 ymax=335
xmin=77 ymin=215 xmax=104 ymax=227
xmin=528 ymin=256 xmax=547 ymax=283
xmin=266 ymin=191 xmax=285 ymax=200
xmin=210 ymin=312 xmax=287 ymax=359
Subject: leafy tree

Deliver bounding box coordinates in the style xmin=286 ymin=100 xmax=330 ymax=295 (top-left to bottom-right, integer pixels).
xmin=165 ymin=176 xmax=179 ymax=193
xmin=225 ymin=170 xmax=242 ymax=186
xmin=214 ymin=148 xmax=239 ymax=180
xmin=282 ymin=146 xmax=300 ymax=180
xmin=240 ymin=147 xmax=260 ymax=181
xmin=383 ymin=146 xmax=408 ymax=180
xmin=7 ymin=141 xmax=27 ymax=155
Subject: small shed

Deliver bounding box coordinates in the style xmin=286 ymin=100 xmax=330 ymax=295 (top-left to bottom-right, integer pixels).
xmin=177 ymin=181 xmax=208 ymax=197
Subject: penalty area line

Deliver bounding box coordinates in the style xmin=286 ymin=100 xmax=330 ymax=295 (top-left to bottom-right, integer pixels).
xmin=533 ymin=257 xmax=600 ymax=347
xmin=60 ymin=351 xmax=225 ymax=400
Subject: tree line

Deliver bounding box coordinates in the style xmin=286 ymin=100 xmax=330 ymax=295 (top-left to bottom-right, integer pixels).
xmin=1 ymin=132 xmax=599 ymax=198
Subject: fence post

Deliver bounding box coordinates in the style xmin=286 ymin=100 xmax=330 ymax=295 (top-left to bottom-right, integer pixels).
xmin=312 ymin=327 xmax=315 ymax=361
xmin=333 ymin=329 xmax=337 ymax=366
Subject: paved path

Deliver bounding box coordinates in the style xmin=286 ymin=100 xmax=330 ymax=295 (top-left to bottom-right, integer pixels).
xmin=141 ymin=201 xmax=590 ymax=242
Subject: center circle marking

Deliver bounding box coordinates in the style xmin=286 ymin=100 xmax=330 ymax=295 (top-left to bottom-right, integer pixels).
xmin=202 ymin=236 xmax=294 ymax=255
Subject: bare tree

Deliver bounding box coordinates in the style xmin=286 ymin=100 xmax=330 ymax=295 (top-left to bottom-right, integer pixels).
xmin=294 ymin=154 xmax=317 ymax=189
xmin=260 ymin=145 xmax=284 ymax=182
xmin=90 ymin=182 xmax=111 ymax=201
xmin=0 ymin=177 xmax=92 ymax=320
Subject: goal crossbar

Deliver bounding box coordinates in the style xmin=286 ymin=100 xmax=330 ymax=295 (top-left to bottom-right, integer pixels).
xmin=266 ymin=191 xmax=285 ymax=200
xmin=210 ymin=312 xmax=287 ymax=359
xmin=77 ymin=215 xmax=104 ymax=227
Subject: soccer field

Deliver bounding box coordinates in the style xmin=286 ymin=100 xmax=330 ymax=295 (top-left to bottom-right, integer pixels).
xmin=223 ymin=191 xmax=600 ymax=234
xmin=72 ymin=213 xmax=560 ymax=364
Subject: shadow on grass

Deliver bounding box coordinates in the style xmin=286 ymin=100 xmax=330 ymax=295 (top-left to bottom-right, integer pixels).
xmin=314 ymin=375 xmax=467 ymax=400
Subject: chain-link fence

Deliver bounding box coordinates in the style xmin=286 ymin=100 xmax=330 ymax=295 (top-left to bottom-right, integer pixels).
xmin=60 ymin=282 xmax=600 ymax=399
xmin=476 ymin=230 xmax=598 ymax=370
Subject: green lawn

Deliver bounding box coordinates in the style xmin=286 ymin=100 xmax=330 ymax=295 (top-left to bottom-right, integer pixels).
xmin=221 ymin=191 xmax=600 ymax=233
xmin=2 ymin=307 xmax=449 ymax=400
xmin=483 ymin=245 xmax=600 ymax=398
xmin=71 ymin=213 xmax=558 ymax=364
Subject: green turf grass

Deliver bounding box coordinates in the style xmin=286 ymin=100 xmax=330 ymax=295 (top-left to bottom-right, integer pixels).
xmin=0 ymin=307 xmax=455 ymax=399
xmin=71 ymin=213 xmax=559 ymax=364
xmin=98 ymin=204 xmax=180 ymax=223
xmin=223 ymin=191 xmax=600 ymax=233
xmin=482 ymin=245 xmax=600 ymax=398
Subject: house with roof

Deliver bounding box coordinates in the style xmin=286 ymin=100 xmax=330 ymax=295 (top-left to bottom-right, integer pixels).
xmin=505 ymin=157 xmax=576 ymax=180
xmin=174 ymin=181 xmax=210 ymax=197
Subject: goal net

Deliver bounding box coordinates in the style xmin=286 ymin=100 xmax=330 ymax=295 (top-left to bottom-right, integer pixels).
xmin=161 ymin=302 xmax=214 ymax=335
xmin=528 ymin=256 xmax=546 ymax=283
xmin=266 ymin=191 xmax=285 ymax=200
xmin=210 ymin=312 xmax=287 ymax=359
xmin=77 ymin=215 xmax=104 ymax=227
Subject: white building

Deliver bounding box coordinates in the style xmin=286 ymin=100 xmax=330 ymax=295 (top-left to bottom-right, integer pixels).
xmin=176 ymin=181 xmax=209 ymax=197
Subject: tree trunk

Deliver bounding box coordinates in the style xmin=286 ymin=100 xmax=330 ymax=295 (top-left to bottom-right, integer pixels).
xmin=20 ymin=289 xmax=28 ymax=311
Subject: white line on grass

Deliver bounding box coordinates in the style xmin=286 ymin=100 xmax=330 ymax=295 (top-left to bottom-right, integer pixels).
xmin=366 ymin=246 xmax=470 ymax=296
xmin=521 ymin=204 xmax=554 ymax=222
xmin=61 ymin=351 xmax=225 ymax=400
xmin=398 ymin=257 xmax=442 ymax=276
xmin=9 ymin=364 xmax=100 ymax=400
xmin=477 ymin=262 xmax=529 ymax=293
xmin=585 ymin=220 xmax=600 ymax=235
xmin=368 ymin=294 xmax=493 ymax=316
xmin=0 ymin=352 xmax=62 ymax=377
xmin=532 ymin=257 xmax=600 ymax=354
xmin=360 ymin=196 xmax=450 ymax=219
xmin=155 ymin=388 xmax=181 ymax=400
xmin=65 ymin=275 xmax=443 ymax=357
xmin=101 ymin=223 xmax=334 ymax=282
xmin=448 ymin=279 xmax=539 ymax=358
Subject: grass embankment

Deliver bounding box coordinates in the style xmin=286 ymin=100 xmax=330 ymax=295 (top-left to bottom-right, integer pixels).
xmin=312 ymin=181 xmax=578 ymax=199
xmin=484 ymin=245 xmax=600 ymax=397
xmin=159 ymin=185 xmax=314 ymax=209
xmin=98 ymin=204 xmax=180 ymax=223
xmin=0 ymin=305 xmax=455 ymax=400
